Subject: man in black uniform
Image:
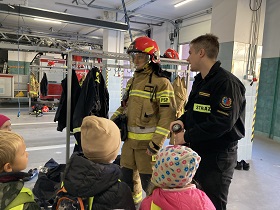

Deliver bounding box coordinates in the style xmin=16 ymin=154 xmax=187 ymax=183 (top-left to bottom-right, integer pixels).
xmin=170 ymin=33 xmax=246 ymax=210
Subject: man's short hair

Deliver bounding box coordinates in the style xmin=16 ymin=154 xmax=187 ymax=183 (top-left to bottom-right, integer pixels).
xmin=0 ymin=131 xmax=24 ymax=172
xmin=190 ymin=33 xmax=219 ymax=59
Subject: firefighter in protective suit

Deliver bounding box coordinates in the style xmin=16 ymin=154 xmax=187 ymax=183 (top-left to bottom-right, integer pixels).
xmin=111 ymin=37 xmax=176 ymax=205
xmin=163 ymin=48 xmax=188 ymax=145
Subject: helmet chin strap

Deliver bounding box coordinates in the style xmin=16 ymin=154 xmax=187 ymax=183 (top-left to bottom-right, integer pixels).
xmin=134 ymin=60 xmax=151 ymax=72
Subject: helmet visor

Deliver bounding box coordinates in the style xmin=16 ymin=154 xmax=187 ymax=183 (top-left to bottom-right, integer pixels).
xmin=129 ymin=52 xmax=150 ymax=70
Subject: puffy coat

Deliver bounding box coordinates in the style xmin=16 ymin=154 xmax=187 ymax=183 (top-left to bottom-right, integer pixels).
xmin=140 ymin=185 xmax=215 ymax=210
xmin=63 ymin=153 xmax=135 ymax=210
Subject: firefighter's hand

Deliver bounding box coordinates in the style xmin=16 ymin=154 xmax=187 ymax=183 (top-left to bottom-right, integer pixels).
xmin=170 ymin=120 xmax=184 ymax=133
xmin=146 ymin=148 xmax=154 ymax=156
xmin=174 ymin=131 xmax=186 ymax=145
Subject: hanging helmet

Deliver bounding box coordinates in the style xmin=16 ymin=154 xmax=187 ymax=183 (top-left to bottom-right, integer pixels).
xmin=127 ymin=36 xmax=160 ymax=63
xmin=163 ymin=48 xmax=179 ymax=59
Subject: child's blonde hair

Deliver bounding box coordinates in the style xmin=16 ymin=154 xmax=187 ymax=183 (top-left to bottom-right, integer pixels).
xmin=0 ymin=130 xmax=25 ymax=172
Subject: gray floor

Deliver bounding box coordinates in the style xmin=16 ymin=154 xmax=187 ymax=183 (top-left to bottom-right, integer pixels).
xmin=1 ymin=104 xmax=280 ymax=210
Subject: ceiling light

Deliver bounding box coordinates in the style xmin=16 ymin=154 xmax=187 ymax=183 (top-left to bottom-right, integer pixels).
xmin=34 ymin=18 xmax=62 ymax=24
xmin=174 ymin=0 xmax=193 ymax=8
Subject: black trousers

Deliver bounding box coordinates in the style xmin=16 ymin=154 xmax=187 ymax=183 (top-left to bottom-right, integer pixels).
xmin=194 ymin=145 xmax=237 ymax=210
xmin=121 ymin=167 xmax=151 ymax=193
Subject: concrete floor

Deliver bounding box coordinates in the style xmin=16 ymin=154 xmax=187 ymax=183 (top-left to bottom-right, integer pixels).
xmin=1 ymin=104 xmax=280 ymax=210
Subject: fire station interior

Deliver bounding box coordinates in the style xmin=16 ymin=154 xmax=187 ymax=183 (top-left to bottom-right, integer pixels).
xmin=0 ymin=0 xmax=280 ymax=209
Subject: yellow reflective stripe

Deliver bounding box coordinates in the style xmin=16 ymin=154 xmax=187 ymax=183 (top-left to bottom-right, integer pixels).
xmin=157 ymin=90 xmax=175 ymax=98
xmin=130 ymin=90 xmax=151 ymax=99
xmin=113 ymin=110 xmax=121 ymax=117
xmin=95 ymin=72 xmax=100 ymax=83
xmin=125 ymin=84 xmax=131 ymax=91
xmin=127 ymin=126 xmax=156 ymax=134
xmin=73 ymin=127 xmax=81 ymax=133
xmin=128 ymin=132 xmax=153 ymax=140
xmin=151 ymin=200 xmax=161 ymax=210
xmin=155 ymin=126 xmax=170 ymax=136
xmin=88 ymin=197 xmax=94 ymax=210
xmin=133 ymin=191 xmax=143 ymax=204
xmin=144 ymin=46 xmax=154 ymax=53
xmin=10 ymin=204 xmax=24 ymax=210
xmin=193 ymin=103 xmax=211 ymax=113
xmin=129 ymin=89 xmax=175 ymax=100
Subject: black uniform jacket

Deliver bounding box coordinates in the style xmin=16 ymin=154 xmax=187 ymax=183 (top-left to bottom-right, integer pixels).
xmin=73 ymin=67 xmax=109 ymax=131
xmin=63 ymin=153 xmax=135 ymax=210
xmin=179 ymin=61 xmax=246 ymax=153
xmin=54 ymin=69 xmax=81 ymax=132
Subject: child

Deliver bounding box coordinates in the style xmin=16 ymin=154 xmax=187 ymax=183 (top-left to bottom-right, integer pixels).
xmin=0 ymin=130 xmax=40 ymax=210
xmin=0 ymin=114 xmax=12 ymax=131
xmin=140 ymin=145 xmax=215 ymax=210
xmin=62 ymin=116 xmax=135 ymax=210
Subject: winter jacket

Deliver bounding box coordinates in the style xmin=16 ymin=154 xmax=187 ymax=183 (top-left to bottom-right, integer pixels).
xmin=0 ymin=172 xmax=40 ymax=210
xmin=179 ymin=61 xmax=246 ymax=153
xmin=111 ymin=64 xmax=176 ymax=153
xmin=63 ymin=153 xmax=135 ymax=210
xmin=54 ymin=69 xmax=81 ymax=132
xmin=140 ymin=184 xmax=215 ymax=210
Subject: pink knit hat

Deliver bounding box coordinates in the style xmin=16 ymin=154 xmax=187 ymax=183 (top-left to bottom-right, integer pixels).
xmin=151 ymin=145 xmax=201 ymax=188
xmin=0 ymin=114 xmax=10 ymax=128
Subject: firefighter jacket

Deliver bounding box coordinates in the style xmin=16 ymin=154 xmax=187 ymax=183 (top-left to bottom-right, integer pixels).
xmin=63 ymin=153 xmax=135 ymax=210
xmin=179 ymin=61 xmax=246 ymax=153
xmin=40 ymin=72 xmax=48 ymax=97
xmin=29 ymin=72 xmax=39 ymax=98
xmin=112 ymin=65 xmax=176 ymax=153
xmin=0 ymin=172 xmax=40 ymax=210
xmin=172 ymin=76 xmax=187 ymax=118
xmin=54 ymin=69 xmax=81 ymax=132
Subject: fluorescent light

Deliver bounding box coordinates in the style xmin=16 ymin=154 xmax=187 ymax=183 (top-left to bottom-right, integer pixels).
xmin=34 ymin=18 xmax=62 ymax=24
xmin=174 ymin=0 xmax=193 ymax=8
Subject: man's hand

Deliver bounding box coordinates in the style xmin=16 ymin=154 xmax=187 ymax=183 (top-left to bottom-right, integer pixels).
xmin=170 ymin=120 xmax=184 ymax=133
xmin=174 ymin=131 xmax=186 ymax=145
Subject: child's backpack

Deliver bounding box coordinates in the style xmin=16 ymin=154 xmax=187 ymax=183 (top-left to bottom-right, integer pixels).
xmin=32 ymin=158 xmax=66 ymax=209
xmin=52 ymin=187 xmax=94 ymax=210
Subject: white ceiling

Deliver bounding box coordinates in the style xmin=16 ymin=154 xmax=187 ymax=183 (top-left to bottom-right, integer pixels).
xmin=0 ymin=0 xmax=213 ymax=48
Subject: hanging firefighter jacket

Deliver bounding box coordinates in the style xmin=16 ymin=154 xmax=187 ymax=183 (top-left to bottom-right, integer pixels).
xmin=72 ymin=67 xmax=109 ymax=152
xmin=29 ymin=72 xmax=39 ymax=98
xmin=40 ymin=72 xmax=48 ymax=96
xmin=172 ymin=76 xmax=187 ymax=118
xmin=54 ymin=69 xmax=81 ymax=132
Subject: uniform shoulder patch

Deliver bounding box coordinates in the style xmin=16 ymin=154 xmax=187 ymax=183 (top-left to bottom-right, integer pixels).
xmin=220 ymin=96 xmax=232 ymax=109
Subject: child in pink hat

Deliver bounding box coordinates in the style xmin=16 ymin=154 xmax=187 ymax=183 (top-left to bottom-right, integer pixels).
xmin=0 ymin=114 xmax=11 ymax=131
xmin=140 ymin=145 xmax=215 ymax=210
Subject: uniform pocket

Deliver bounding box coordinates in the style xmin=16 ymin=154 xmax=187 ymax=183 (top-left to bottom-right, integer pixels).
xmin=216 ymin=146 xmax=237 ymax=173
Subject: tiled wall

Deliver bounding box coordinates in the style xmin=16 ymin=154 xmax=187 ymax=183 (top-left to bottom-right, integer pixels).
xmin=255 ymin=57 xmax=280 ymax=141
xmin=218 ymin=41 xmax=263 ymax=160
